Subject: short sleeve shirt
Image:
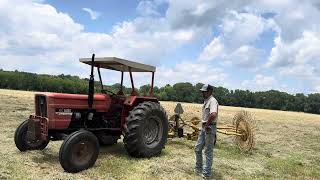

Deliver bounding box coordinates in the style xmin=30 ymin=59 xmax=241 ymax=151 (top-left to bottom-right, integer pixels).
xmin=202 ymin=96 xmax=219 ymax=123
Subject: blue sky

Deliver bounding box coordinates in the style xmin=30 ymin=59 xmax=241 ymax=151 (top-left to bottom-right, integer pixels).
xmin=0 ymin=0 xmax=319 ymax=94
xmin=46 ymin=0 xmax=141 ymax=33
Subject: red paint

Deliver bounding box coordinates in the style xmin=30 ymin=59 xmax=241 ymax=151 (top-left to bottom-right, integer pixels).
xmin=29 ymin=115 xmax=49 ymax=140
xmin=123 ymin=96 xmax=157 ymax=106
xmin=35 ymin=93 xmax=111 ymax=129
xmin=31 ymin=92 xmax=158 ymax=135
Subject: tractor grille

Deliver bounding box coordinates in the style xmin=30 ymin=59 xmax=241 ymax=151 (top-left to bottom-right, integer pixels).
xmin=36 ymin=95 xmax=47 ymax=117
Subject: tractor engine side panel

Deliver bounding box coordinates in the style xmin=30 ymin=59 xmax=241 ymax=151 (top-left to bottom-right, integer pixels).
xmin=36 ymin=93 xmax=111 ymax=129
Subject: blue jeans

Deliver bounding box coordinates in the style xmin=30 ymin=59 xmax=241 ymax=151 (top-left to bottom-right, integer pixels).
xmin=195 ymin=124 xmax=216 ymax=177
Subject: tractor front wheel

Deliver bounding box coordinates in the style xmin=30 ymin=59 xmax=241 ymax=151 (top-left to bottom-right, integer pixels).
xmin=124 ymin=101 xmax=168 ymax=158
xmin=59 ymin=130 xmax=99 ymax=173
xmin=14 ymin=120 xmax=49 ymax=152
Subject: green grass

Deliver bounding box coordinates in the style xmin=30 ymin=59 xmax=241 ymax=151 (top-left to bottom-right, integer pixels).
xmin=215 ymin=140 xmax=247 ymax=160
xmin=265 ymin=155 xmax=320 ymax=179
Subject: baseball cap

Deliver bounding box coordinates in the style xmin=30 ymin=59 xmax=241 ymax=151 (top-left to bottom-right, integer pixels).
xmin=200 ymin=84 xmax=213 ymax=92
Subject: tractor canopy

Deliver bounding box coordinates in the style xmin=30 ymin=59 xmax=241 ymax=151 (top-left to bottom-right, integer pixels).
xmin=79 ymin=57 xmax=156 ymax=72
xmin=79 ymin=56 xmax=156 ymax=97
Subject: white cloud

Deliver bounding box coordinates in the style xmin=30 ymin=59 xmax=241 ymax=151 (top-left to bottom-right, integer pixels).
xmin=156 ymin=61 xmax=228 ymax=87
xmin=198 ymin=37 xmax=224 ymax=61
xmin=0 ymin=1 xmax=84 ymax=56
xmin=166 ymin=0 xmax=251 ymax=29
xmin=278 ymin=64 xmax=320 ymax=93
xmin=82 ymin=8 xmax=101 ymax=20
xmin=136 ymin=1 xmax=160 ymax=16
xmin=279 ymin=65 xmax=316 ymax=79
xmin=0 ymin=0 xmax=202 ymax=81
xmin=198 ymin=41 xmax=264 ymax=69
xmin=108 ymin=17 xmax=198 ymax=64
xmin=194 ymin=0 xmax=320 ymax=92
xmin=266 ymin=31 xmax=320 ymax=92
xmin=227 ymin=45 xmax=263 ymax=68
xmin=267 ymin=31 xmax=320 ymax=67
xmin=253 ymin=0 xmax=320 ymax=93
xmin=1 ymin=0 xmax=320 ymax=93
xmin=105 ymin=60 xmax=229 ymax=88
xmin=197 ymin=11 xmax=268 ymax=68
xmin=0 ymin=39 xmax=7 ymax=49
xmin=220 ymin=11 xmax=272 ymax=48
xmin=252 ymin=0 xmax=320 ymax=43
xmin=241 ymin=74 xmax=282 ymax=91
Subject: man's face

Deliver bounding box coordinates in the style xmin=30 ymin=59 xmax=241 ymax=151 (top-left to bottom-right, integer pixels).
xmin=202 ymin=91 xmax=211 ymax=99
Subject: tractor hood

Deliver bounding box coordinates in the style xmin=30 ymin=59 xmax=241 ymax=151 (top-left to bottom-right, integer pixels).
xmin=34 ymin=92 xmax=112 ymax=129
xmin=44 ymin=93 xmax=107 ymax=101
xmin=35 ymin=92 xmax=111 ymax=114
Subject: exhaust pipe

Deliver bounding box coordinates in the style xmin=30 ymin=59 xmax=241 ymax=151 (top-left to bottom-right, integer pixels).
xmin=88 ymin=54 xmax=95 ymax=109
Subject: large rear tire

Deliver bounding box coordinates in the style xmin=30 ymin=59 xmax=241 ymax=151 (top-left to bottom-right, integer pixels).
xmin=14 ymin=120 xmax=49 ymax=152
xmin=59 ymin=130 xmax=99 ymax=173
xmin=124 ymin=101 xmax=168 ymax=158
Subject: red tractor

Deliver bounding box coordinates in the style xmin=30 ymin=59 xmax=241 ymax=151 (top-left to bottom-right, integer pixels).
xmin=14 ymin=54 xmax=168 ymax=173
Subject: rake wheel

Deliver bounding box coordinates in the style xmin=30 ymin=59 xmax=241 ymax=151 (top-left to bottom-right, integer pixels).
xmin=233 ymin=111 xmax=256 ymax=152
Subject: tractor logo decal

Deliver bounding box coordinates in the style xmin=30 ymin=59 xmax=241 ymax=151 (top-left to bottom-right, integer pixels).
xmin=55 ymin=108 xmax=72 ymax=115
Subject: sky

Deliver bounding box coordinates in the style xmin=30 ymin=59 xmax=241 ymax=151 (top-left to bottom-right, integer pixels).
xmin=0 ymin=0 xmax=319 ymax=94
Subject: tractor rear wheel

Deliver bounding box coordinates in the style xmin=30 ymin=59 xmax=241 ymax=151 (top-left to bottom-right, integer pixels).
xmin=59 ymin=130 xmax=99 ymax=173
xmin=14 ymin=120 xmax=49 ymax=152
xmin=124 ymin=101 xmax=168 ymax=158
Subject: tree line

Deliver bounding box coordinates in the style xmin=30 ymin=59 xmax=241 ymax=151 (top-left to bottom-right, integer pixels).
xmin=0 ymin=69 xmax=319 ymax=114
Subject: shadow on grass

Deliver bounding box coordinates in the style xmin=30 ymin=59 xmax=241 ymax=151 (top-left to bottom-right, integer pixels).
xmin=99 ymin=143 xmax=128 ymax=157
xmin=99 ymin=142 xmax=169 ymax=159
xmin=167 ymin=138 xmax=195 ymax=149
xmin=31 ymin=149 xmax=59 ymax=164
xmin=29 ymin=141 xmax=170 ymax=167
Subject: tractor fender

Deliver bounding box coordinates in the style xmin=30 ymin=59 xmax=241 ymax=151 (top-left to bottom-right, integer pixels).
xmin=123 ymin=96 xmax=158 ymax=107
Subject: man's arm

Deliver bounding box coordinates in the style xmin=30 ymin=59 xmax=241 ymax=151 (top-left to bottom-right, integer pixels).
xmin=205 ymin=99 xmax=218 ymax=129
xmin=206 ymin=112 xmax=217 ymax=125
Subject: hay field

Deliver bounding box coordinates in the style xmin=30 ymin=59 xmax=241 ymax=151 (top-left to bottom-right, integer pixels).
xmin=0 ymin=89 xmax=320 ymax=180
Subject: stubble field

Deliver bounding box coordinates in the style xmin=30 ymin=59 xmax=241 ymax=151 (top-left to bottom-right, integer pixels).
xmin=0 ymin=89 xmax=320 ymax=180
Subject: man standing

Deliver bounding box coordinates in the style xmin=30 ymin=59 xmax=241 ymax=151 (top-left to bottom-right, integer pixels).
xmin=194 ymin=84 xmax=219 ymax=179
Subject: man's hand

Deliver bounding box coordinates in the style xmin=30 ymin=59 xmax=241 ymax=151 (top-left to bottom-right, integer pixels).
xmin=205 ymin=124 xmax=211 ymax=132
xmin=205 ymin=112 xmax=217 ymax=132
xmin=207 ymin=112 xmax=217 ymax=124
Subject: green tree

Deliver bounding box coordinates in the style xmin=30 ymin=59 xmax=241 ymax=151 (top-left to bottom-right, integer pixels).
xmin=173 ymin=83 xmax=194 ymax=102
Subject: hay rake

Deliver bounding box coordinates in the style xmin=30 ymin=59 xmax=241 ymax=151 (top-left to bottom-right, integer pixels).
xmin=168 ymin=103 xmax=256 ymax=152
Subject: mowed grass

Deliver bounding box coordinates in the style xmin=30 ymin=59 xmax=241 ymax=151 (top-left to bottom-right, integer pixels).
xmin=0 ymin=89 xmax=320 ymax=180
